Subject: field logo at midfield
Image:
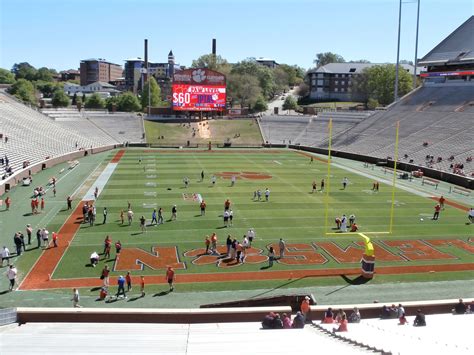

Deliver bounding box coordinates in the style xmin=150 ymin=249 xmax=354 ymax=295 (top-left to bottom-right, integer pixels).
xmin=215 ymin=171 xmax=272 ymax=180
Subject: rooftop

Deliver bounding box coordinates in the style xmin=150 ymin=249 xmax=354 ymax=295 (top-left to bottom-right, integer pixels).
xmin=419 ymin=16 xmax=474 ymax=65
xmin=308 ymin=62 xmax=424 ymax=75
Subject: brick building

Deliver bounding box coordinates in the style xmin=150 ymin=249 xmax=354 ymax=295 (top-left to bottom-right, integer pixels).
xmin=80 ymin=59 xmax=122 ymax=86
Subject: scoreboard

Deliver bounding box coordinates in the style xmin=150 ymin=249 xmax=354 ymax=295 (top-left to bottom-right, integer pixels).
xmin=172 ymin=68 xmax=226 ymax=112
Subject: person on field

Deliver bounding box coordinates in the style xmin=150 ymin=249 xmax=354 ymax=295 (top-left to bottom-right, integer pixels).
xmin=439 ymin=195 xmax=445 ymax=210
xmin=469 ymin=208 xmax=474 ymax=224
xmin=120 ymin=210 xmax=124 ymax=225
xmin=210 ymin=233 xmax=217 ymax=254
xmin=127 ymin=209 xmax=134 ymax=225
xmin=140 ymin=215 xmax=147 ymax=233
xmin=268 ymin=246 xmax=275 ymax=267
xmin=340 ymin=215 xmax=347 ymax=232
xmin=102 ymin=207 xmax=107 ymax=224
xmin=7 ymin=265 xmax=17 ymax=291
xmin=116 ymin=275 xmax=127 ymax=298
xmin=26 ymin=224 xmax=32 ymax=245
xmin=151 ymin=209 xmax=158 ymax=225
xmin=158 ymin=207 xmax=164 ymax=224
xmin=204 ymin=235 xmax=211 ymax=254
xmin=166 ymin=266 xmax=175 ymax=291
xmin=171 ymin=205 xmax=177 ymax=221
xmin=90 ymin=251 xmax=99 ymax=267
xmin=320 ymin=178 xmax=325 ymax=191
xmin=140 ymin=276 xmax=145 ymax=297
xmin=71 ymin=288 xmax=81 ymax=307
xmin=126 ymin=271 xmax=132 ymax=291
xmin=200 ymin=200 xmax=206 ymax=216
xmin=101 ymin=265 xmax=110 ymax=286
xmin=279 ymin=238 xmax=286 ymax=258
xmin=67 ymin=196 xmax=72 ymax=210
xmin=1 ymin=246 xmax=10 ymax=267
xmin=432 ymin=204 xmax=441 ymax=220
xmin=342 ymin=177 xmax=349 ymax=190
xmin=312 ymin=181 xmax=317 ymax=193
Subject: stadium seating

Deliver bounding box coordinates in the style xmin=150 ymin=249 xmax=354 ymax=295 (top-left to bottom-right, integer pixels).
xmin=0 ymin=92 xmax=119 ymax=175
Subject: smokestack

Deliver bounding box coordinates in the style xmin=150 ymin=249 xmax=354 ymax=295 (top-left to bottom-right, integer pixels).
xmin=144 ymin=39 xmax=148 ymax=82
xmin=212 ymin=38 xmax=216 ymax=56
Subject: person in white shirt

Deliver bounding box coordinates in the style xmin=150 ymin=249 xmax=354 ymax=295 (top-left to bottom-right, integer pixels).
xmin=340 ymin=215 xmax=347 ymax=232
xmin=1 ymin=246 xmax=10 ymax=266
xmin=90 ymin=251 xmax=99 ymax=267
xmin=468 ymin=208 xmax=474 ymax=224
xmin=6 ymin=265 xmax=17 ymax=291
xmin=342 ymin=177 xmax=349 ymax=190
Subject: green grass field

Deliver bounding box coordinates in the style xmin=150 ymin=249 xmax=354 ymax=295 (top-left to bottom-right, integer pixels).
xmin=51 ymin=149 xmax=472 ymax=287
xmin=144 ymin=119 xmax=263 ymax=146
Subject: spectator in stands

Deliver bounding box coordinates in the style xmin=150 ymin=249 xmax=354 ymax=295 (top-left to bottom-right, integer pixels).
xmin=348 ymin=307 xmax=361 ymax=323
xmin=335 ymin=309 xmax=347 ymax=323
xmin=272 ymin=313 xmax=283 ymax=329
xmin=453 ymin=299 xmax=467 ymax=314
xmin=322 ymin=308 xmax=334 ymax=323
xmin=389 ymin=304 xmax=398 ymax=318
xmin=262 ymin=312 xmax=275 ymax=329
xmin=300 ymin=296 xmax=311 ymax=321
xmin=292 ymin=312 xmax=305 ymax=328
xmin=413 ymin=309 xmax=426 ymax=327
xmin=333 ymin=314 xmax=348 ymax=332
xmin=398 ymin=312 xmax=408 ymax=325
xmin=397 ymin=304 xmax=405 ymax=318
xmin=282 ymin=313 xmax=292 ymax=329
xmin=381 ymin=305 xmax=391 ymax=319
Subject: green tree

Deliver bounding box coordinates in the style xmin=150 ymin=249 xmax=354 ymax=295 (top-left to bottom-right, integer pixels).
xmin=85 ymin=93 xmax=105 ymax=109
xmin=351 ymin=64 xmax=412 ymax=105
xmin=313 ymin=52 xmax=345 ymax=68
xmin=35 ymin=67 xmax=54 ymax=82
xmin=277 ymin=64 xmax=305 ymax=87
xmin=0 ymin=68 xmax=15 ymax=84
xmin=105 ymin=96 xmax=118 ymax=111
xmin=141 ymin=77 xmax=162 ymax=109
xmin=12 ymin=62 xmax=37 ymax=81
xmin=227 ymin=73 xmax=261 ymax=109
xmin=117 ymin=92 xmax=141 ymax=112
xmin=35 ymin=81 xmax=59 ymax=98
xmin=253 ymin=95 xmax=268 ymax=112
xmin=231 ymin=59 xmax=275 ymax=99
xmin=51 ymin=89 xmax=70 ymax=107
xmin=191 ymin=54 xmax=231 ymax=74
xmin=282 ymin=95 xmax=298 ymax=112
xmin=8 ymin=78 xmax=36 ymax=104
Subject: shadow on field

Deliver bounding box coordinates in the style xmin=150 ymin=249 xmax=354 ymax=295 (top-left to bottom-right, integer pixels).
xmin=323 ymin=275 xmax=372 ymax=296
xmin=153 ymin=291 xmax=170 ymax=297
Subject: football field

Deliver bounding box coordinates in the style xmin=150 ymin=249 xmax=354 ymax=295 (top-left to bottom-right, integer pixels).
xmin=19 ymin=148 xmax=474 ymax=293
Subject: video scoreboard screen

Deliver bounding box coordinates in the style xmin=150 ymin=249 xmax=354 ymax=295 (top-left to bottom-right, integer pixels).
xmin=172 ymin=68 xmax=226 ymax=112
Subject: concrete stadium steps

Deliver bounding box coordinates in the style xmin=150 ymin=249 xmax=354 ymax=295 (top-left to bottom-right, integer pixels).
xmin=317 ymin=313 xmax=473 ymax=355
xmin=0 ymin=321 xmax=372 ymax=355
xmin=0 ymin=92 xmax=119 ymax=175
xmin=398 ymin=85 xmax=474 ymax=112
xmin=87 ymin=115 xmax=145 ymax=143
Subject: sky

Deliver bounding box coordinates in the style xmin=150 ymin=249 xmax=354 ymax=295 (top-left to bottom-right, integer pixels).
xmin=0 ymin=0 xmax=473 ymax=72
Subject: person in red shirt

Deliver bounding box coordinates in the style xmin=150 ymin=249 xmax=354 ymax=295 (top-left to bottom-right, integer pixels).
xmin=439 ymin=195 xmax=445 ymax=210
xmin=312 ymin=181 xmax=317 ymax=193
xmin=52 ymin=232 xmax=59 ymax=247
xmin=5 ymin=196 xmax=11 ymax=210
xmin=433 ymin=204 xmax=441 ymax=220
xmin=350 ymin=223 xmax=359 ymax=232
xmin=31 ymin=199 xmax=36 ymax=214
xmin=115 ymin=241 xmax=122 ymax=256
xmin=204 ymin=236 xmax=211 ymax=254
xmin=40 ymin=197 xmax=45 ymax=211
xmin=34 ymin=198 xmax=39 ymax=214
xmin=224 ymin=199 xmax=231 ymax=211
xmin=125 ymin=271 xmax=132 ymax=291
xmin=333 ymin=314 xmax=348 ymax=332
xmin=140 ymin=276 xmax=145 ymax=297
xmin=200 ymin=200 xmax=206 ymax=216
xmin=166 ymin=266 xmax=175 ymax=291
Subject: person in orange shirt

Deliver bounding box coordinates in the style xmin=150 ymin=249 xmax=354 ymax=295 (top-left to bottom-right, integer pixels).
xmin=333 ymin=314 xmax=348 ymax=332
xmin=224 ymin=199 xmax=231 ymax=211
xmin=166 ymin=267 xmax=175 ymax=291
xmin=301 ymin=296 xmax=311 ymax=321
xmin=433 ymin=203 xmax=441 ymax=220
xmin=210 ymin=233 xmax=217 ymax=254
xmin=31 ymin=199 xmax=36 ymax=214
xmin=350 ymin=223 xmax=359 ymax=232
xmin=40 ymin=197 xmax=45 ymax=211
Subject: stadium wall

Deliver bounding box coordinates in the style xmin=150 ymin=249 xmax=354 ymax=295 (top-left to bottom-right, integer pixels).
xmin=0 ymin=145 xmax=120 ymax=196
xmin=290 ymin=145 xmax=473 ymax=190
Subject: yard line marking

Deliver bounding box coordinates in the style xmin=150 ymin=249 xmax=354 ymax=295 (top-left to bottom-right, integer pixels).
xmin=273 ymin=160 xmax=283 ymax=165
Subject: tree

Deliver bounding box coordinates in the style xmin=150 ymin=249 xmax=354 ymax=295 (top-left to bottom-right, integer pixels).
xmin=282 ymin=96 xmax=298 ymax=112
xmin=350 ymin=64 xmax=412 ymax=105
xmin=85 ymin=93 xmax=105 ymax=109
xmin=348 ymin=59 xmax=371 ymax=63
xmin=117 ymin=92 xmax=141 ymax=112
xmin=191 ymin=54 xmax=231 ymax=74
xmin=35 ymin=67 xmax=55 ymax=82
xmin=0 ymin=68 xmax=15 ymax=84
xmin=72 ymin=93 xmax=77 ymax=105
xmin=314 ymin=52 xmax=345 ymax=68
xmin=277 ymin=64 xmax=306 ymax=87
xmin=51 ymin=89 xmax=70 ymax=107
xmin=227 ymin=73 xmax=261 ymax=109
xmin=35 ymin=81 xmax=59 ymax=98
xmin=253 ymin=95 xmax=268 ymax=112
xmin=141 ymin=77 xmax=162 ymax=109
xmin=8 ymin=79 xmax=36 ymax=104
xmin=367 ymin=98 xmax=379 ymax=110
xmin=296 ymin=82 xmax=310 ymax=98
xmin=231 ymin=59 xmax=275 ymax=99
xmin=399 ymin=59 xmax=414 ymax=65
xmin=12 ymin=62 xmax=37 ymax=81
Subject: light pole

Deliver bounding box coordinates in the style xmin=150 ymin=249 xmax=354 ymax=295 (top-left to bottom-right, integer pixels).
xmin=394 ymin=0 xmax=402 ymax=102
xmin=413 ymin=0 xmax=421 ymax=89
xmin=148 ymin=63 xmax=151 ymax=116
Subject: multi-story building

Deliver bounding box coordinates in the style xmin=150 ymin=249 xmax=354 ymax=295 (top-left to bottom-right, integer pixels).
xmin=79 ymin=59 xmax=122 ymax=86
xmin=59 ymin=69 xmax=80 ymax=82
xmin=307 ymin=63 xmax=420 ymax=101
xmin=124 ymin=50 xmax=180 ymax=96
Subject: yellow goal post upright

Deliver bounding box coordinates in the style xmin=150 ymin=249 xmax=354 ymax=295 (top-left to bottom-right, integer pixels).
xmin=324 ymin=119 xmax=400 ymax=236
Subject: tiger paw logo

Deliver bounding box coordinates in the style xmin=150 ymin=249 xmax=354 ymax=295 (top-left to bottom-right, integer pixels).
xmin=192 ymin=69 xmax=206 ymax=83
